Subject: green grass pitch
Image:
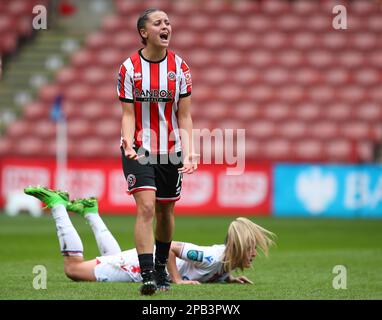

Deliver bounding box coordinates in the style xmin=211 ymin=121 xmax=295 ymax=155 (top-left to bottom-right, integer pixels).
xmin=0 ymin=213 xmax=381 ymax=300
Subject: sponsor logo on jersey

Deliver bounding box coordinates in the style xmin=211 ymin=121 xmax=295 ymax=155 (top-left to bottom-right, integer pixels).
xmin=187 ymin=250 xmax=204 ymax=262
xmin=167 ymin=71 xmax=176 ymax=81
xmin=127 ymin=174 xmax=136 ymax=188
xmin=204 ymin=256 xmax=213 ymax=263
xmin=183 ymin=70 xmax=192 ymax=85
xmin=134 ymin=89 xmax=174 ymax=102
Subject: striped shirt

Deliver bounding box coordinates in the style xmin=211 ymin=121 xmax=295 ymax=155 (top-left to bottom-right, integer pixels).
xmin=117 ymin=49 xmax=192 ymax=154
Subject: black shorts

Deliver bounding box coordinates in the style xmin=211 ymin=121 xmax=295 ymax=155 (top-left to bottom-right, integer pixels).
xmin=121 ymin=148 xmax=183 ymax=202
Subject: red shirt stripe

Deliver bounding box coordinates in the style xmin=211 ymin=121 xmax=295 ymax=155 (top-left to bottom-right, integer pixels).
xmin=166 ymin=51 xmax=176 ymax=153
xmin=130 ymin=52 xmax=142 ymax=148
xmin=149 ymin=62 xmax=160 ymax=153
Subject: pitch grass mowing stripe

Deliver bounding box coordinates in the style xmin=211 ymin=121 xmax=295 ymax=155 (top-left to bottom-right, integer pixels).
xmin=0 ymin=214 xmax=381 ymax=299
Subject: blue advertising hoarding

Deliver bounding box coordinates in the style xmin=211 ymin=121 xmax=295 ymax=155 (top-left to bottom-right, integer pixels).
xmin=274 ymin=164 xmax=382 ymax=218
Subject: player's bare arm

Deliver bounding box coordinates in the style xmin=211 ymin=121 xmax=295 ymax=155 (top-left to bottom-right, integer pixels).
xmin=167 ymin=241 xmax=200 ymax=285
xmin=121 ymin=102 xmax=139 ymax=160
xmin=177 ymin=96 xmax=199 ymax=174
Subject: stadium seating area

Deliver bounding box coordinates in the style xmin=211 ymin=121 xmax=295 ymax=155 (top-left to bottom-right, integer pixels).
xmin=1 ymin=0 xmax=381 ymax=162
xmin=0 ymin=0 xmax=49 ymax=56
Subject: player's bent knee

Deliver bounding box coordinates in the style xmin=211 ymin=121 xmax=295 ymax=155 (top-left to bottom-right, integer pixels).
xmin=64 ymin=265 xmax=83 ymax=282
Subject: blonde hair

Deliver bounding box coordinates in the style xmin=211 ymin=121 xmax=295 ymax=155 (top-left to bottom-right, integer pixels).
xmin=223 ymin=217 xmax=276 ymax=273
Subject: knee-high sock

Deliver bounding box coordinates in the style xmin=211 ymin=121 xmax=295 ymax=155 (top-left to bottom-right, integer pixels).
xmin=52 ymin=205 xmax=83 ymax=257
xmin=85 ymin=214 xmax=121 ymax=256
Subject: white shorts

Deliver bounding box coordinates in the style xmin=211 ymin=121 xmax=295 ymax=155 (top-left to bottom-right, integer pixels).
xmin=93 ymin=256 xmax=139 ymax=283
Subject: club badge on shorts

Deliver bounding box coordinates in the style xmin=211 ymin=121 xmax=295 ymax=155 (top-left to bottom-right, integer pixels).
xmin=127 ymin=174 xmax=136 ymax=188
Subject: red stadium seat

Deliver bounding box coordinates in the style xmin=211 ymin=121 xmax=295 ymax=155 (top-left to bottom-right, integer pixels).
xmin=261 ymin=0 xmax=290 ymax=15
xmin=309 ymin=121 xmax=339 ymax=140
xmin=325 ymin=139 xmax=354 ymax=162
xmin=23 ymin=102 xmax=49 ymax=120
xmin=324 ymin=68 xmax=350 ymax=87
xmin=341 ymin=122 xmax=372 ymax=141
xmin=264 ymin=138 xmax=292 ymax=161
xmin=339 ymin=50 xmax=365 ymax=69
xmin=337 ymin=86 xmax=366 ymax=104
xmin=247 ymin=14 xmax=272 ymax=32
xmin=325 ymin=103 xmax=352 ymax=122
xmin=230 ymin=102 xmax=260 ymax=121
xmin=293 ymin=68 xmax=321 ymax=86
xmin=37 ymin=85 xmax=61 ymax=104
xmin=56 ymin=67 xmax=79 ymax=88
xmin=65 ymin=85 xmax=92 ymax=103
xmin=292 ymin=32 xmax=320 ymax=50
xmin=263 ymin=102 xmax=291 ymax=122
xmin=278 ymin=121 xmax=307 ymax=140
xmin=294 ymin=139 xmax=324 ymax=162
xmin=368 ymin=14 xmax=382 ymax=32
xmin=93 ymin=119 xmax=120 ymax=139
xmin=277 ymin=14 xmax=302 ymax=32
xmin=67 ymin=119 xmax=93 ymax=139
xmin=86 ymin=32 xmax=111 ymax=51
xmin=352 ymin=32 xmax=378 ymax=51
xmin=357 ymin=141 xmax=374 ymax=162
xmin=309 ymin=86 xmax=336 ymax=104
xmin=71 ymin=50 xmax=96 ymax=69
xmin=277 ymin=85 xmax=305 ymax=104
xmin=294 ymin=103 xmax=321 ymax=122
xmin=14 ymin=137 xmax=45 ymax=156
xmin=263 ymin=67 xmax=291 ymax=86
xmin=356 ymin=103 xmax=382 ymax=122
xmin=33 ymin=119 xmax=56 ymax=140
xmin=354 ymin=68 xmax=381 ymax=87
xmin=246 ymin=85 xmax=274 ymax=104
xmin=351 ymin=0 xmax=376 ymax=16
xmin=198 ymin=101 xmax=230 ymax=121
xmin=276 ymin=50 xmax=305 ymax=68
xmin=78 ymin=101 xmax=108 ymax=121
xmin=215 ymin=14 xmax=241 ymax=33
xmin=247 ymin=121 xmax=277 ymax=140
xmin=6 ymin=120 xmax=32 ymax=139
xmin=292 ymin=0 xmax=320 ymax=15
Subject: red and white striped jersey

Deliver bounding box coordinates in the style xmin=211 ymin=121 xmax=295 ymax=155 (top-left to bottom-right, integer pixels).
xmin=117 ymin=49 xmax=192 ymax=154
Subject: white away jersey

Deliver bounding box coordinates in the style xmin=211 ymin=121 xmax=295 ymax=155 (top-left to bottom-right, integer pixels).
xmin=94 ymin=243 xmax=229 ymax=283
xmin=176 ymin=243 xmax=229 ymax=283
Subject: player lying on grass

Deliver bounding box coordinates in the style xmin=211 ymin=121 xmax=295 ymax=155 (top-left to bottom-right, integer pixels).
xmin=24 ymin=186 xmax=276 ymax=287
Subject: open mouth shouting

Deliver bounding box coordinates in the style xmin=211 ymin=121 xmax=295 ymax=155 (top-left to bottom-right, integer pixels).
xmin=159 ymin=31 xmax=170 ymax=43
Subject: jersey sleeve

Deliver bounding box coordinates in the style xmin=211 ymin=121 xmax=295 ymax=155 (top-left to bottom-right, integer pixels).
xmin=179 ymin=242 xmax=218 ymax=267
xmin=179 ymin=59 xmax=192 ymax=98
xmin=117 ymin=63 xmax=134 ymax=103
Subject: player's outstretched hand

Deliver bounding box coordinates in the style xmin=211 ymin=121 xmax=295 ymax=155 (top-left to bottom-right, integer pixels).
xmin=178 ymin=153 xmax=199 ymax=174
xmin=230 ymin=276 xmax=253 ymax=284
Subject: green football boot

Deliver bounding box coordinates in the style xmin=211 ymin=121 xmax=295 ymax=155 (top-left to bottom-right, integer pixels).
xmin=67 ymin=197 xmax=98 ymax=216
xmin=24 ymin=186 xmax=69 ymax=208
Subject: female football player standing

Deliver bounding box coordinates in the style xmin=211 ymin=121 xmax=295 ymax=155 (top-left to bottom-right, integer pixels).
xmin=117 ymin=8 xmax=198 ymax=295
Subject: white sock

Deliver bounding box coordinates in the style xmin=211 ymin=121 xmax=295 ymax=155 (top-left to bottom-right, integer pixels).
xmin=51 ymin=205 xmax=83 ymax=257
xmin=85 ymin=213 xmax=121 ymax=256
